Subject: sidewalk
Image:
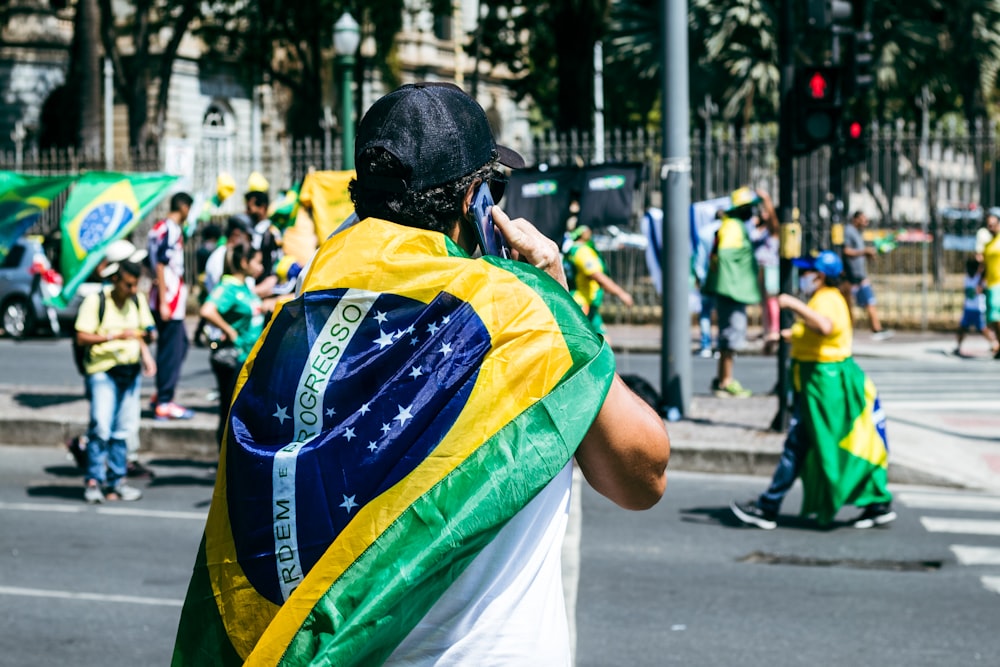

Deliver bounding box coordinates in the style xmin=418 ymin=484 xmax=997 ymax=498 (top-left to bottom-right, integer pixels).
xmin=2 ymin=324 xmax=997 ymax=493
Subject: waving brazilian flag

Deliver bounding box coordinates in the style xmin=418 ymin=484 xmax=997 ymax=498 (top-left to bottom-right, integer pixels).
xmin=53 ymin=171 xmax=178 ymax=307
xmin=172 ymin=217 xmax=614 ymax=665
xmin=0 ymin=172 xmax=75 ymax=261
xmin=796 ymin=358 xmax=892 ymax=524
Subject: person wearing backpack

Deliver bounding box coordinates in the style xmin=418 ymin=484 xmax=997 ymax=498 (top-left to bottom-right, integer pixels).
xmin=74 ymin=260 xmax=156 ymax=503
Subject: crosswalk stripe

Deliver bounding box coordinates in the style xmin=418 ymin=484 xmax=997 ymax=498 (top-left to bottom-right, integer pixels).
xmin=899 ymin=492 xmax=1000 ymax=512
xmin=950 ymin=546 xmax=1000 ymax=565
xmin=0 ymin=585 xmax=182 ymax=607
xmin=983 ymin=577 xmax=1000 ymax=595
xmin=921 ymin=517 xmax=1000 ymax=536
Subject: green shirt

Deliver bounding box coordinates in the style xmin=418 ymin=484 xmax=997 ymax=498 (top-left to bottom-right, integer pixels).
xmin=205 ymin=276 xmax=266 ymax=362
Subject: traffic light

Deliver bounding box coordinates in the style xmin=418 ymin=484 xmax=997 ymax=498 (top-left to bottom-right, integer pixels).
xmin=806 ymin=0 xmax=852 ymax=30
xmin=843 ymin=119 xmax=866 ymax=165
xmin=794 ymin=65 xmax=842 ymax=155
xmin=844 ymin=30 xmax=875 ymax=97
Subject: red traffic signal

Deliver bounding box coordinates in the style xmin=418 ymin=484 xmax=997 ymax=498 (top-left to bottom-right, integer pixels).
xmin=808 ymin=72 xmax=829 ymax=100
xmin=848 ymin=121 xmax=862 ymax=140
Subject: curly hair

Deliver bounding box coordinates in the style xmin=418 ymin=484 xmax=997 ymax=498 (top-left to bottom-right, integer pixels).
xmin=349 ymin=147 xmax=497 ymax=236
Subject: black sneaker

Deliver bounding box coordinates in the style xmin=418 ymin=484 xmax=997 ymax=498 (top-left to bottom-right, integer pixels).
xmin=852 ymin=503 xmax=897 ymax=529
xmin=730 ymin=499 xmax=777 ymax=530
xmin=67 ymin=435 xmax=88 ymax=469
xmin=126 ymin=460 xmax=155 ymax=479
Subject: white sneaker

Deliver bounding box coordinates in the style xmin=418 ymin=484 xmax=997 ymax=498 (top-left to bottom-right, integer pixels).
xmin=871 ymin=329 xmax=895 ymax=341
xmin=108 ymin=484 xmax=142 ymax=502
xmin=84 ymin=484 xmax=104 ymax=504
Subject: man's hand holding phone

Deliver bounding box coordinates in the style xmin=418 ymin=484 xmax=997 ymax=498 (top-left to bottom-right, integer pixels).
xmin=491 ymin=206 xmax=568 ymax=290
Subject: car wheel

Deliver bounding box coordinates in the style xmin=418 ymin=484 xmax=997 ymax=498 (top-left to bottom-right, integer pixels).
xmin=2 ymin=296 xmax=35 ymax=339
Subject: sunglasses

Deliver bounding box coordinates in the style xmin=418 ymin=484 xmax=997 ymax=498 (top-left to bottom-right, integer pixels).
xmin=486 ymin=171 xmax=507 ymax=203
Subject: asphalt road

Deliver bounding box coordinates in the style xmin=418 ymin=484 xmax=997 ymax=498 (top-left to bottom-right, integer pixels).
xmin=2 ymin=444 xmax=999 ymax=666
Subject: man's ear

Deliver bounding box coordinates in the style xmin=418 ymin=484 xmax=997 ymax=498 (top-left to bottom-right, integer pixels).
xmin=462 ymin=182 xmax=478 ymax=215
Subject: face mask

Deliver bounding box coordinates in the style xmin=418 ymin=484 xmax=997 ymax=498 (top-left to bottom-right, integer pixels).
xmin=799 ymin=274 xmax=819 ymax=298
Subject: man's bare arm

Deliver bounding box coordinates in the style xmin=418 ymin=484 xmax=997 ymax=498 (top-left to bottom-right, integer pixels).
xmin=575 ymin=374 xmax=670 ymax=510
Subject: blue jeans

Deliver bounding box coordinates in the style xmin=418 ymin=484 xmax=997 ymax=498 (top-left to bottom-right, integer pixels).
xmin=757 ymin=411 xmax=808 ymax=514
xmin=86 ymin=370 xmax=141 ymax=487
xmin=699 ymin=294 xmax=715 ymax=350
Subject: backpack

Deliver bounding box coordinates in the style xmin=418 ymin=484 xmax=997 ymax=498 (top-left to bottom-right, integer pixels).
xmin=73 ymin=291 xmax=139 ymax=375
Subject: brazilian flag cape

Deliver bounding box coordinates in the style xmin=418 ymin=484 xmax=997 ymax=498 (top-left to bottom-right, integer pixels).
xmin=795 ymin=358 xmax=892 ymax=524
xmin=702 ymin=215 xmax=761 ymax=305
xmin=172 ymin=218 xmax=614 ymax=665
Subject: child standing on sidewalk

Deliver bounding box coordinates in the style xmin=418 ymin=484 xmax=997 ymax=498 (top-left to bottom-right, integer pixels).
xmin=956 ymin=258 xmax=998 ymax=357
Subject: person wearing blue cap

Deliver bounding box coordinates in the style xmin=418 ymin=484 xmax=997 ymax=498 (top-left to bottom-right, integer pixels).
xmin=731 ymin=250 xmax=895 ymax=530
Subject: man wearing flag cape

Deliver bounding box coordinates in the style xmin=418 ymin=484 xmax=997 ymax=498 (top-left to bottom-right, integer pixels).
xmin=730 ymin=251 xmax=895 ymax=530
xmin=172 ymin=82 xmax=670 ymax=666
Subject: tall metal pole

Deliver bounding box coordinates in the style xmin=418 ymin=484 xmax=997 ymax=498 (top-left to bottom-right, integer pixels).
xmin=774 ymin=0 xmax=797 ymax=431
xmin=660 ymin=0 xmax=692 ymax=417
xmin=594 ymin=41 xmax=606 ymax=165
xmin=339 ymin=53 xmax=356 ymax=170
xmin=104 ymin=58 xmax=114 ymax=171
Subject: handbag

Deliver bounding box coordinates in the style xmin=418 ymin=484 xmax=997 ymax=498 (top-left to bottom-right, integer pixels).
xmin=210 ymin=343 xmax=242 ymax=370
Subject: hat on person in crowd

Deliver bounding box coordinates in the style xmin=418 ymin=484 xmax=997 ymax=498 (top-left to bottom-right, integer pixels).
xmin=793 ymin=250 xmax=843 ymax=278
xmin=355 ymin=82 xmax=525 ymax=194
xmin=216 ymin=172 xmax=237 ymax=202
xmin=99 ymin=239 xmax=148 ymax=278
xmin=247 ymin=171 xmax=270 ymax=194
xmin=726 ymin=186 xmax=761 ymax=213
xmin=225 ymin=214 xmax=253 ymax=239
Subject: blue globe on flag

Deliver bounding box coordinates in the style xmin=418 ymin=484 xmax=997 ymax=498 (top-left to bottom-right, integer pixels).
xmin=78 ymin=202 xmax=133 ymax=251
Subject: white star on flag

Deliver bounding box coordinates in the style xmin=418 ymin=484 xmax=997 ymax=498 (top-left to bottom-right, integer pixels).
xmin=381 ymin=422 xmax=391 ymax=434
xmin=326 ymin=407 xmax=336 ymax=418
xmin=359 ymin=402 xmax=371 ymax=415
xmin=368 ymin=441 xmax=378 ymax=452
xmin=409 ymin=366 xmax=423 ymax=379
xmin=393 ymin=329 xmax=405 ymax=340
xmin=374 ymin=328 xmax=395 ymax=349
xmin=394 ymin=404 xmax=414 ymax=426
xmin=375 ymin=311 xmax=388 ymax=324
xmin=427 ymin=321 xmax=440 ymax=335
xmin=410 ymin=336 xmax=420 ymax=346
xmin=344 ymin=427 xmax=356 ymax=441
xmin=273 ymin=405 xmax=289 ymax=425
xmin=404 ymin=324 xmax=415 ymax=335
xmin=340 ymin=494 xmax=358 ymax=513
xmin=441 ymin=315 xmax=451 ymax=324
xmin=439 ymin=342 xmax=452 ymax=355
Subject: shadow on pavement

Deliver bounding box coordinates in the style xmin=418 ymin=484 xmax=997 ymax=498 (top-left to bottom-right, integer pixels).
xmin=14 ymin=392 xmax=82 ymax=409
xmin=680 ymin=505 xmax=840 ymax=532
xmin=26 ymin=485 xmax=87 ymax=501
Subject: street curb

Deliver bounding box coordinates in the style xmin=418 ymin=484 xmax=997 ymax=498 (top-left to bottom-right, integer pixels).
xmin=0 ymin=413 xmax=978 ymax=491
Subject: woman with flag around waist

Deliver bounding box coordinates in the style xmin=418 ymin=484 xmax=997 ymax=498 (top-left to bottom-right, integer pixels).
xmin=730 ymin=250 xmax=895 ymax=530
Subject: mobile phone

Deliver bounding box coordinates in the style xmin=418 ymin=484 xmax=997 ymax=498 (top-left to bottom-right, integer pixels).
xmin=470 ymin=181 xmax=510 ymax=258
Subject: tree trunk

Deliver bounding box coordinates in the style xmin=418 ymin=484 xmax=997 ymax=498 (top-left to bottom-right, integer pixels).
xmin=69 ymin=0 xmax=102 ymax=154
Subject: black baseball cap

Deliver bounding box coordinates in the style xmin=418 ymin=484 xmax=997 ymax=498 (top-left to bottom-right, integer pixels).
xmin=355 ymin=82 xmax=525 ymax=193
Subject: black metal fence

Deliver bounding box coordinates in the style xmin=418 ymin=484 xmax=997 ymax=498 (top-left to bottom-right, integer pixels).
xmin=6 ymin=120 xmax=998 ymax=330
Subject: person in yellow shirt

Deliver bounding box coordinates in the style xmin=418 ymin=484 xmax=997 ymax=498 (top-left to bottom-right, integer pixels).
xmin=565 ymin=225 xmax=633 ymax=334
xmin=730 ymin=251 xmax=894 ymax=529
xmin=75 ymin=261 xmax=157 ymax=503
xmin=977 ymin=212 xmax=1000 ymax=357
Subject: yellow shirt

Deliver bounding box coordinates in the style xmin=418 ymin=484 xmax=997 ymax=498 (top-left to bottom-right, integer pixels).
xmin=984 ymin=232 xmax=1000 ymax=288
xmin=790 ymin=286 xmax=852 ymax=362
xmin=75 ymin=287 xmax=155 ymax=375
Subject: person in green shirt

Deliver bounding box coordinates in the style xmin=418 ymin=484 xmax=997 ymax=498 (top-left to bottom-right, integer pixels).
xmin=200 ymin=242 xmax=266 ymax=447
xmin=702 ymin=187 xmax=762 ymax=397
xmin=565 ymin=225 xmax=633 ymax=335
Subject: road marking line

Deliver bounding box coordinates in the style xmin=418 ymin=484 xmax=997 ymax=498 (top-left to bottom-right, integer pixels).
xmin=950 ymin=546 xmax=1000 ymax=565
xmin=0 ymin=501 xmax=206 ymax=521
xmin=96 ymin=507 xmax=207 ymax=520
xmin=921 ymin=517 xmax=1000 ymax=536
xmin=983 ymin=577 xmax=1000 ymax=595
xmin=899 ymin=492 xmax=1000 ymax=512
xmin=0 ymin=585 xmax=182 ymax=607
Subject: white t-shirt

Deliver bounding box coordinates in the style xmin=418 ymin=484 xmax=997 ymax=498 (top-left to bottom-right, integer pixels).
xmin=204 ymin=245 xmax=227 ymax=296
xmin=386 ymin=463 xmax=574 ymax=666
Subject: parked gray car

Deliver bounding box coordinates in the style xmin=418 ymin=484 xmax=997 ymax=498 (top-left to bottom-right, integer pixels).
xmin=0 ymin=236 xmax=55 ymax=338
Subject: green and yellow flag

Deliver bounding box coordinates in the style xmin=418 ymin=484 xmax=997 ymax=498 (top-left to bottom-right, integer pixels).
xmin=0 ymin=172 xmax=75 ymax=261
xmin=796 ymin=358 xmax=892 ymax=524
xmin=53 ymin=171 xmax=177 ymax=307
xmin=172 ymin=217 xmax=613 ymax=665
